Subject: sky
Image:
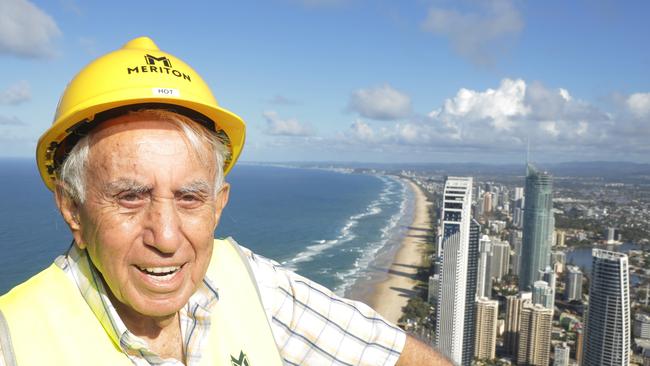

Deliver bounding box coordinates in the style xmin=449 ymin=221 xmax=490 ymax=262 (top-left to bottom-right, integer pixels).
xmin=0 ymin=0 xmax=649 ymax=164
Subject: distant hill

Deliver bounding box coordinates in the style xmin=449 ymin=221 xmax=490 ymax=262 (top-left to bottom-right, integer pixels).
xmin=247 ymin=161 xmax=650 ymax=180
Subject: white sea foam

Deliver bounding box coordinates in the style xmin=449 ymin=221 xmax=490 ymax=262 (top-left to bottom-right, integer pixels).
xmin=334 ymin=178 xmax=410 ymax=296
xmin=283 ymin=176 xmax=394 ymax=272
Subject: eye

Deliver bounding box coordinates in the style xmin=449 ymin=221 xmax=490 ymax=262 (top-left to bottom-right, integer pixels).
xmin=117 ymin=191 xmax=146 ymax=208
xmin=177 ymin=194 xmax=205 ymax=208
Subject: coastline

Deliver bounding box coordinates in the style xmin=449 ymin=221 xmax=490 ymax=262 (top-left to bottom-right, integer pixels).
xmin=351 ymin=179 xmax=432 ymax=324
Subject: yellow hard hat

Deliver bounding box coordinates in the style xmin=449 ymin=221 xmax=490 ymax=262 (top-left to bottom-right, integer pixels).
xmin=36 ymin=36 xmax=245 ymax=191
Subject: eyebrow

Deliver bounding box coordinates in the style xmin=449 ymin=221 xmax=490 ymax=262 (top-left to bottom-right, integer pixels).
xmin=105 ymin=178 xmax=152 ymax=194
xmin=178 ymin=180 xmax=213 ymax=196
xmin=103 ymin=178 xmax=213 ymax=196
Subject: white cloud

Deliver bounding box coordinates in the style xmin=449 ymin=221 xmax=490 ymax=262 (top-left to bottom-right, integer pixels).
xmin=421 ymin=0 xmax=523 ymax=66
xmin=0 ymin=0 xmax=61 ymax=58
xmin=263 ymin=111 xmax=313 ymax=136
xmin=437 ymin=78 xmax=529 ymax=130
xmin=0 ymin=81 xmax=31 ymax=105
xmin=348 ymin=84 xmax=412 ymax=121
xmin=268 ymin=95 xmax=299 ymax=105
xmin=626 ymin=93 xmax=650 ymax=118
xmin=337 ymin=79 xmax=650 ymax=160
xmin=349 ymin=120 xmax=376 ymax=142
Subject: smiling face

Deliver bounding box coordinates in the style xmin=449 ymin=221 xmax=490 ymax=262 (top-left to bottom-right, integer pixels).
xmin=61 ymin=114 xmax=229 ymax=318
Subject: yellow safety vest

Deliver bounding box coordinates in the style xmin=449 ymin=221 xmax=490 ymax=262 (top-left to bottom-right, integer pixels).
xmin=0 ymin=238 xmax=283 ymax=366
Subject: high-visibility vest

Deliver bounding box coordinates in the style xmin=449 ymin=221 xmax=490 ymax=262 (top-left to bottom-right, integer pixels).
xmin=0 ymin=238 xmax=283 ymax=366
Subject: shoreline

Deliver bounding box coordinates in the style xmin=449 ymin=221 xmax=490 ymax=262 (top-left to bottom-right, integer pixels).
xmin=350 ymin=178 xmax=432 ymax=324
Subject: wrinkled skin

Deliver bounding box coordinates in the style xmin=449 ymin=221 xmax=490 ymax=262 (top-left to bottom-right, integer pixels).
xmin=56 ymin=115 xmax=229 ymax=342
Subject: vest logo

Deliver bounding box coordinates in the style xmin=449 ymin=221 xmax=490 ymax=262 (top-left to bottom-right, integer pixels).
xmin=231 ymin=350 xmax=250 ymax=366
xmin=126 ymin=54 xmax=191 ymax=82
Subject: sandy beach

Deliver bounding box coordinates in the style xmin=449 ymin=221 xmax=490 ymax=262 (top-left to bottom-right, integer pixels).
xmin=367 ymin=179 xmax=433 ymax=324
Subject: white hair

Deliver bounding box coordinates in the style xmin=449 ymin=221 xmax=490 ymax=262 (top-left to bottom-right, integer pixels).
xmin=57 ymin=109 xmax=230 ymax=203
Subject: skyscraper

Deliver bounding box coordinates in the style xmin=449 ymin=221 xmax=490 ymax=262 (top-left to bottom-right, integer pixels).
xmin=435 ymin=177 xmax=475 ymax=365
xmin=489 ymin=240 xmax=510 ymax=282
xmin=541 ymin=266 xmax=556 ymax=310
xmin=474 ymin=297 xmax=498 ymax=360
xmin=477 ymin=235 xmax=492 ymax=298
xmin=553 ymin=343 xmax=570 ymax=366
xmin=517 ymin=301 xmax=553 ymax=366
xmin=462 ymin=219 xmax=480 ymax=366
xmin=504 ymin=292 xmax=532 ymax=356
xmin=520 ymin=164 xmax=554 ymax=290
xmin=510 ymin=230 xmax=523 ymax=276
xmin=583 ymin=249 xmax=630 ymax=366
xmin=565 ymin=265 xmax=582 ymax=302
xmin=532 ymin=280 xmax=554 ymax=310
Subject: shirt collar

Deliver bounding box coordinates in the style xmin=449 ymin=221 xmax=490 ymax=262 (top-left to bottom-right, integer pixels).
xmin=55 ymin=244 xmax=219 ymax=355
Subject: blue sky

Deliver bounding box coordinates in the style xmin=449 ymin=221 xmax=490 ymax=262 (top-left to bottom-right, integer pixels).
xmin=1 ymin=0 xmax=649 ymax=163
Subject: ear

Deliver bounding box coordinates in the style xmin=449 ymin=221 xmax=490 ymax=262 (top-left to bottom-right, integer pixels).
xmin=54 ymin=184 xmax=86 ymax=249
xmin=214 ymin=182 xmax=230 ymax=221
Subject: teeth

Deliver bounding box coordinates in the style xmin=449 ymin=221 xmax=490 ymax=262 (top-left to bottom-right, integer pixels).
xmin=137 ymin=265 xmax=180 ymax=275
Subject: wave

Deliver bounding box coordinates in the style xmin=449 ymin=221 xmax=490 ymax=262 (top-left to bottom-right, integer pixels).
xmin=333 ymin=178 xmax=410 ymax=296
xmin=282 ymin=175 xmax=397 ymax=272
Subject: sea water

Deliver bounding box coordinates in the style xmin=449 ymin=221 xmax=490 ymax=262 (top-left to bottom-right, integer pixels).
xmin=0 ymin=160 xmax=411 ymax=296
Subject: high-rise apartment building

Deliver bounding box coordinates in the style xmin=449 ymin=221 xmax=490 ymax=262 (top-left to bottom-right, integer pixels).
xmin=517 ymin=301 xmax=553 ymax=366
xmin=474 ymin=297 xmax=498 ymax=360
xmin=565 ymin=265 xmax=582 ymax=302
xmin=553 ymin=342 xmax=570 ymax=366
xmin=483 ymin=192 xmax=493 ymax=214
xmin=435 ymin=177 xmax=476 ymax=365
xmin=490 ymin=240 xmax=510 ymax=281
xmin=583 ymin=249 xmax=630 ymax=366
xmin=477 ymin=235 xmax=492 ymax=298
xmin=428 ymin=274 xmax=439 ymax=305
xmin=504 ymin=292 xmax=532 ymax=356
xmin=520 ymin=164 xmax=554 ymax=290
xmin=575 ymin=329 xmax=584 ymax=365
xmin=532 ymin=280 xmax=554 ymax=310
xmin=541 ymin=266 xmax=556 ymax=310
xmin=462 ymin=219 xmax=480 ymax=366
xmin=510 ymin=230 xmax=523 ymax=276
xmin=551 ymin=250 xmax=566 ymax=273
xmin=634 ymin=313 xmax=650 ymax=339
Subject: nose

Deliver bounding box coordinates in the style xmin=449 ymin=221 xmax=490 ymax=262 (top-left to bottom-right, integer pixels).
xmin=143 ymin=197 xmax=183 ymax=254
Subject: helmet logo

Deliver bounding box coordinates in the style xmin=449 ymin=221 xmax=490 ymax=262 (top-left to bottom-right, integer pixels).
xmin=126 ymin=54 xmax=191 ymax=82
xmin=145 ymin=54 xmax=172 ymax=68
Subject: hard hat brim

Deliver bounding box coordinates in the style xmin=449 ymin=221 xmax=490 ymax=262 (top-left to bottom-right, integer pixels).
xmin=37 ymin=92 xmax=245 ymax=192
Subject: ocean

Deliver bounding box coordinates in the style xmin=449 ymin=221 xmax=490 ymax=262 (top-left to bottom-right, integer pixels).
xmin=0 ymin=159 xmax=412 ymax=297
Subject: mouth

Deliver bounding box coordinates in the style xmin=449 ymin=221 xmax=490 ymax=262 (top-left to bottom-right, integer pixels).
xmin=135 ymin=264 xmax=183 ymax=281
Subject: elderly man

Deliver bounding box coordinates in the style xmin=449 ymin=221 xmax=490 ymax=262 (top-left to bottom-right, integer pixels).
xmin=0 ymin=37 xmax=450 ymax=366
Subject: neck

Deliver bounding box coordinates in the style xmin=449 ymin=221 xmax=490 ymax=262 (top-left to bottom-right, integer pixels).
xmin=106 ymin=289 xmax=184 ymax=361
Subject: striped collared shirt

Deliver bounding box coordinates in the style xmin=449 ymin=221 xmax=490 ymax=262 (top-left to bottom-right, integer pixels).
xmin=1 ymin=239 xmax=405 ymax=366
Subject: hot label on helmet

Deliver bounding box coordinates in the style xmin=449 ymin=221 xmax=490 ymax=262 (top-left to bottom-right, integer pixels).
xmin=152 ymin=88 xmax=180 ymax=97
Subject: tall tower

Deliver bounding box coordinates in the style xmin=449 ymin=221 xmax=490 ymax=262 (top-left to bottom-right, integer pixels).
xmin=477 ymin=235 xmax=492 ymax=298
xmin=474 ymin=297 xmax=498 ymax=360
xmin=435 ymin=177 xmax=474 ymax=365
xmin=583 ymin=249 xmax=630 ymax=366
xmin=517 ymin=301 xmax=553 ymax=366
xmin=520 ymin=164 xmax=554 ymax=290
xmin=504 ymin=292 xmax=532 ymax=356
xmin=564 ymin=265 xmax=583 ymax=302
xmin=462 ymin=219 xmax=480 ymax=366
xmin=489 ymin=240 xmax=510 ymax=282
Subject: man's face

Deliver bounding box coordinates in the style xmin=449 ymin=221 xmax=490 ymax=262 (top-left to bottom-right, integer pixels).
xmin=70 ymin=115 xmax=228 ymax=318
